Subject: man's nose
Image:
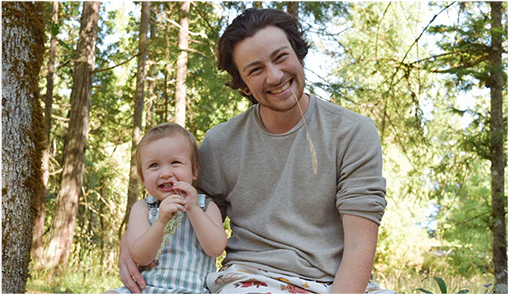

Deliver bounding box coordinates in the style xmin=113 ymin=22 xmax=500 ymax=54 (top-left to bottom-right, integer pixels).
xmin=266 ymin=64 xmax=283 ymax=85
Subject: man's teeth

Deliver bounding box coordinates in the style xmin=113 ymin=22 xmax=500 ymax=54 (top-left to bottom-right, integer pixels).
xmin=270 ymin=82 xmax=290 ymax=94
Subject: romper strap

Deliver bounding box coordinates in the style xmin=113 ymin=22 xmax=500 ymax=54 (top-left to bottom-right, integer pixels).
xmin=145 ymin=195 xmax=160 ymax=225
xmin=197 ymin=193 xmax=207 ymax=210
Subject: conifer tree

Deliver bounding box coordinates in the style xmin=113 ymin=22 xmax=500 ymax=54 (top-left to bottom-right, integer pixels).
xmin=43 ymin=1 xmax=100 ymax=275
xmin=2 ymin=2 xmax=45 ymax=291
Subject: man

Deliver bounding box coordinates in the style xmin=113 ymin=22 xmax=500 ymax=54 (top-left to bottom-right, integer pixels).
xmin=120 ymin=8 xmax=392 ymax=294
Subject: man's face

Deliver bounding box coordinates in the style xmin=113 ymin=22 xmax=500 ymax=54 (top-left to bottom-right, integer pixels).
xmin=233 ymin=26 xmax=305 ymax=113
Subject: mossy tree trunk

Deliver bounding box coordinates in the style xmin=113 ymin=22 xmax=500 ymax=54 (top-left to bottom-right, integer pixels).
xmin=43 ymin=1 xmax=100 ymax=276
xmin=174 ymin=1 xmax=190 ymax=127
xmin=489 ymin=2 xmax=507 ymax=293
xmin=1 ymin=2 xmax=45 ymax=292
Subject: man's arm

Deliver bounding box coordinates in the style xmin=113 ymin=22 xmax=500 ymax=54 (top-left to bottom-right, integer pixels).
xmin=330 ymin=214 xmax=379 ymax=293
xmin=119 ymin=233 xmax=146 ymax=294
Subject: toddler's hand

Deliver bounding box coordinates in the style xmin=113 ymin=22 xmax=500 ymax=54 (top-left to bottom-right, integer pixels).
xmin=173 ymin=181 xmax=198 ymax=211
xmin=158 ymin=195 xmax=185 ymax=224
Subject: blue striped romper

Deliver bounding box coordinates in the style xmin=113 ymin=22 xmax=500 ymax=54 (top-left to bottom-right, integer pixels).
xmin=113 ymin=194 xmax=216 ymax=294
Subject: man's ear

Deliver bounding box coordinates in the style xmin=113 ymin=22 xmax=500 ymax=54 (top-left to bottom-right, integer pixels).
xmin=242 ymin=88 xmax=252 ymax=96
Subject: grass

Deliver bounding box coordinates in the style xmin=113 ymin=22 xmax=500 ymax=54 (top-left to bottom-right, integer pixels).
xmin=26 ymin=267 xmax=494 ymax=294
xmin=26 ymin=241 xmax=494 ymax=294
xmin=26 ymin=267 xmax=122 ymax=294
xmin=378 ymin=272 xmax=494 ymax=294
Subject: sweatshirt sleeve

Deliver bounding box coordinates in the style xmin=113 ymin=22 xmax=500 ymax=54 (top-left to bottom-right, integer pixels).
xmin=198 ymin=132 xmax=228 ymax=221
xmin=335 ymin=117 xmax=387 ymax=225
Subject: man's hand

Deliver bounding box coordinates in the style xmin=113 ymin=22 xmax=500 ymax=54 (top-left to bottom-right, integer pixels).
xmin=119 ymin=233 xmax=146 ymax=293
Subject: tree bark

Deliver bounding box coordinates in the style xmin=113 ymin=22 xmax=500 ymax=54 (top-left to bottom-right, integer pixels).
xmin=122 ymin=1 xmax=150 ymax=237
xmin=163 ymin=4 xmax=176 ymax=123
xmin=146 ymin=5 xmax=158 ymax=130
xmin=287 ymin=2 xmax=299 ymax=18
xmin=174 ymin=1 xmax=190 ymax=127
xmin=33 ymin=1 xmax=59 ymax=268
xmin=43 ymin=1 xmax=100 ymax=276
xmin=489 ymin=2 xmax=507 ymax=293
xmin=1 ymin=2 xmax=45 ymax=292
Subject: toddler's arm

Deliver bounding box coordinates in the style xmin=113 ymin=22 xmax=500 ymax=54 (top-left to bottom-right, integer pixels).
xmin=174 ymin=182 xmax=228 ymax=257
xmin=127 ymin=196 xmax=185 ymax=266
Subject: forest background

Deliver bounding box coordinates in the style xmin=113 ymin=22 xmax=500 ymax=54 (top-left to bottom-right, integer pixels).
xmin=1 ymin=1 xmax=507 ymax=293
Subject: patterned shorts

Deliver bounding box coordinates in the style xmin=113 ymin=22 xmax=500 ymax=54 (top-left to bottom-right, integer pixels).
xmin=206 ymin=264 xmax=396 ymax=294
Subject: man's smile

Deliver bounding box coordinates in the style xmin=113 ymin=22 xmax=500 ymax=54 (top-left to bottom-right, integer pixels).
xmin=269 ymin=80 xmax=291 ymax=94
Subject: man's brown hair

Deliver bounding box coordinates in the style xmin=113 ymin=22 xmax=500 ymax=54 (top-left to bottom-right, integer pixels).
xmin=216 ymin=8 xmax=310 ymax=104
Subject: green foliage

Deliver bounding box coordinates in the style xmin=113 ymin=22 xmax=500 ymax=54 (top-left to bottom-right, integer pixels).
xmin=413 ymin=276 xmax=496 ymax=294
xmin=431 ymin=159 xmax=493 ymax=277
xmin=425 ymin=2 xmax=495 ymax=90
xmin=416 ymin=278 xmax=453 ymax=294
xmin=417 ymin=277 xmax=453 ymax=294
xmin=184 ymin=2 xmax=249 ymax=139
xmin=317 ymin=1 xmax=434 ymax=154
xmin=376 ymin=146 xmax=434 ymax=280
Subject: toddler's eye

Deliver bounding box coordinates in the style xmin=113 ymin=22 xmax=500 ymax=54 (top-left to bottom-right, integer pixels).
xmin=149 ymin=163 xmax=159 ymax=168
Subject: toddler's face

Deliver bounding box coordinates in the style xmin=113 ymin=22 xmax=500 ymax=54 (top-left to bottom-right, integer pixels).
xmin=140 ymin=134 xmax=196 ymax=201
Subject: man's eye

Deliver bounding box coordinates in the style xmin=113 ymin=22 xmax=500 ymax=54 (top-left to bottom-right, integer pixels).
xmin=248 ymin=67 xmax=263 ymax=75
xmin=275 ymin=53 xmax=288 ymax=61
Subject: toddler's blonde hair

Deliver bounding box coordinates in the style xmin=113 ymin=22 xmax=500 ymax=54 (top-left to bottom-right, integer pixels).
xmin=136 ymin=122 xmax=200 ymax=182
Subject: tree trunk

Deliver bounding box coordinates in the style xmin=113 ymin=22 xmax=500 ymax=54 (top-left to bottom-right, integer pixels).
xmin=99 ymin=177 xmax=106 ymax=266
xmin=489 ymin=2 xmax=507 ymax=293
xmin=1 ymin=2 xmax=45 ymax=292
xmin=163 ymin=4 xmax=175 ymax=123
xmin=43 ymin=1 xmax=100 ymax=276
xmin=121 ymin=1 xmax=150 ymax=237
xmin=253 ymin=2 xmax=263 ymax=9
xmin=287 ymin=2 xmax=299 ymax=18
xmin=146 ymin=7 xmax=158 ymax=130
xmin=174 ymin=1 xmax=190 ymax=127
xmin=33 ymin=1 xmax=59 ymax=268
